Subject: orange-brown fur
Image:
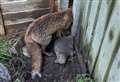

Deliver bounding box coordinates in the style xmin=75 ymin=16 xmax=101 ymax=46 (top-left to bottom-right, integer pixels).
xmin=24 ymin=8 xmax=72 ymax=78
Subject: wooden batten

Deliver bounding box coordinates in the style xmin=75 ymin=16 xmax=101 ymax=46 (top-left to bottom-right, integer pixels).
xmin=49 ymin=0 xmax=56 ymax=13
xmin=0 ymin=7 xmax=5 ymax=36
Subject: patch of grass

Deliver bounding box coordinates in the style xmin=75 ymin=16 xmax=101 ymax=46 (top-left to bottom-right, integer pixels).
xmin=66 ymin=74 xmax=94 ymax=82
xmin=0 ymin=37 xmax=31 ymax=82
xmin=0 ymin=37 xmax=93 ymax=82
xmin=0 ymin=37 xmax=12 ymax=61
xmin=76 ymin=74 xmax=94 ymax=82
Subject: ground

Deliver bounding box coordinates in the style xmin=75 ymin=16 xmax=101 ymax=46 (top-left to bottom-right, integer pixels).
xmin=0 ymin=36 xmax=93 ymax=82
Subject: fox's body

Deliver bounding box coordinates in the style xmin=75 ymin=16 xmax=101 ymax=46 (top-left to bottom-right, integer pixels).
xmin=24 ymin=8 xmax=72 ymax=78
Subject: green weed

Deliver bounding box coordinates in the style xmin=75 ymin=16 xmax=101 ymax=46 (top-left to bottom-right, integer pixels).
xmin=0 ymin=37 xmax=12 ymax=61
xmin=76 ymin=74 xmax=94 ymax=82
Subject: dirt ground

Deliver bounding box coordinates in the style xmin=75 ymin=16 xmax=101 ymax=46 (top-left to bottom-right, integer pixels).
xmin=0 ymin=36 xmax=87 ymax=82
xmin=9 ymin=52 xmax=87 ymax=82
xmin=34 ymin=53 xmax=86 ymax=82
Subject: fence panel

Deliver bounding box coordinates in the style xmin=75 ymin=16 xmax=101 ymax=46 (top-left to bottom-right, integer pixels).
xmin=88 ymin=0 xmax=112 ymax=73
xmin=94 ymin=0 xmax=120 ymax=82
xmin=0 ymin=0 xmax=49 ymax=36
xmin=107 ymin=48 xmax=120 ymax=82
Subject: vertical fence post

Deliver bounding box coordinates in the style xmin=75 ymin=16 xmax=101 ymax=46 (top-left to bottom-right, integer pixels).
xmin=0 ymin=2 xmax=5 ymax=36
xmin=57 ymin=0 xmax=69 ymax=12
xmin=71 ymin=0 xmax=87 ymax=73
xmin=49 ymin=0 xmax=56 ymax=13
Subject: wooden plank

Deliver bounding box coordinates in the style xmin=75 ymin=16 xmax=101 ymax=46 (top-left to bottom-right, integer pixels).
xmin=80 ymin=0 xmax=92 ymax=52
xmin=49 ymin=0 xmax=57 ymax=13
xmin=0 ymin=25 xmax=5 ymax=35
xmin=71 ymin=0 xmax=87 ymax=74
xmin=4 ymin=8 xmax=49 ymax=35
xmin=5 ymin=19 xmax=32 ymax=36
xmin=5 ymin=18 xmax=34 ymax=26
xmin=0 ymin=8 xmax=5 ymax=36
xmin=4 ymin=17 xmax=34 ymax=36
xmin=3 ymin=8 xmax=49 ymax=35
xmin=71 ymin=0 xmax=82 ymax=36
xmin=6 ymin=23 xmax=28 ymax=36
xmin=82 ymin=0 xmax=92 ymax=35
xmin=71 ymin=0 xmax=86 ymax=51
xmin=89 ymin=0 xmax=112 ymax=72
xmin=1 ymin=0 xmax=49 ymax=13
xmin=1 ymin=0 xmax=28 ymax=4
xmin=3 ymin=8 xmax=49 ymax=20
xmin=94 ymin=0 xmax=120 ymax=81
xmin=107 ymin=48 xmax=120 ymax=82
xmin=85 ymin=0 xmax=101 ymax=45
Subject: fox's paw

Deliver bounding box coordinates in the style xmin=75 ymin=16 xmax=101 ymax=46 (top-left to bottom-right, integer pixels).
xmin=31 ymin=70 xmax=42 ymax=79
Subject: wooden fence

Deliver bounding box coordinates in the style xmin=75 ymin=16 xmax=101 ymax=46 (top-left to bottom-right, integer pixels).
xmin=0 ymin=0 xmax=50 ymax=36
xmin=72 ymin=0 xmax=120 ymax=82
xmin=0 ymin=0 xmax=71 ymax=36
xmin=0 ymin=0 xmax=120 ymax=82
